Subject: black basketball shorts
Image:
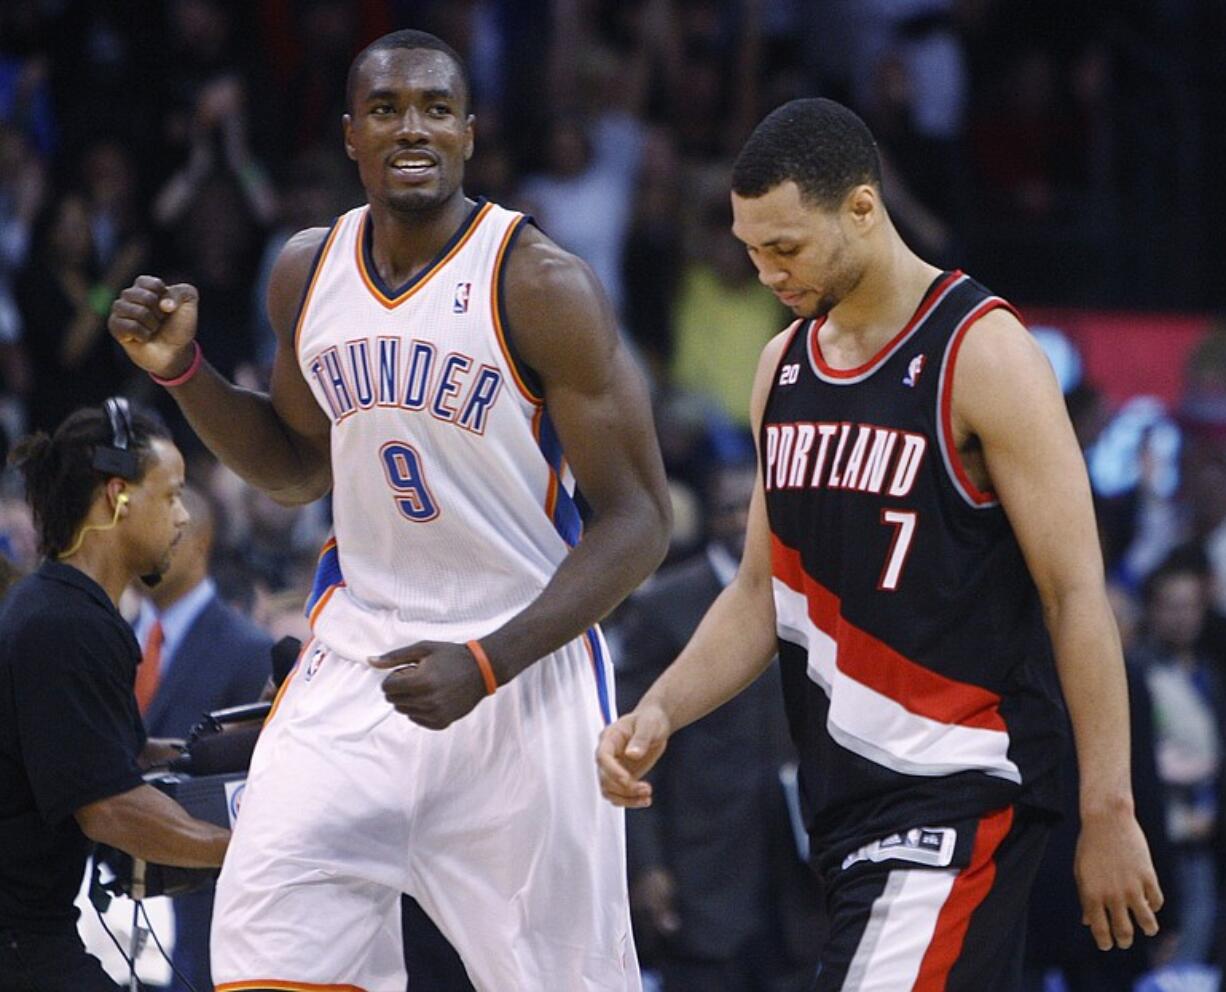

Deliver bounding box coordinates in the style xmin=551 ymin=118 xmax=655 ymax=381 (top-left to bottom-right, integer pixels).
xmin=815 ymin=805 xmax=1050 ymax=991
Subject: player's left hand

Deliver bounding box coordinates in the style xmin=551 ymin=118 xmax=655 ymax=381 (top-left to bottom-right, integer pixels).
xmin=370 ymin=641 xmax=488 ymax=730
xmin=1074 ymin=809 xmax=1163 ymax=951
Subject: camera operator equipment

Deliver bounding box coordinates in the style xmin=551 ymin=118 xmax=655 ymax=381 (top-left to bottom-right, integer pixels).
xmin=0 ymin=400 xmax=229 ymax=992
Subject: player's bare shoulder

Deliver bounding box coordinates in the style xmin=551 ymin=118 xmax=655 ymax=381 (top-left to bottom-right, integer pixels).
xmin=266 ymin=226 xmax=334 ymax=342
xmin=750 ymin=322 xmax=804 ymax=428
xmin=949 ymin=306 xmax=1061 ymax=440
xmin=501 ymin=224 xmax=617 ymax=376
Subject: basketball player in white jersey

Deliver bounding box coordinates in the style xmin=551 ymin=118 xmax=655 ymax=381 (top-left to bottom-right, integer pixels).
xmin=107 ymin=29 xmax=670 ymax=992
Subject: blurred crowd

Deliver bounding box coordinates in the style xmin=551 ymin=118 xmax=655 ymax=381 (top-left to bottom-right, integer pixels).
xmin=2 ymin=1 xmax=1226 ymax=989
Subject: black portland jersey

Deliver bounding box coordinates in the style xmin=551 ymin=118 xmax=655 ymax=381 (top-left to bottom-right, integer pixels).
xmin=762 ymin=270 xmax=1064 ymax=869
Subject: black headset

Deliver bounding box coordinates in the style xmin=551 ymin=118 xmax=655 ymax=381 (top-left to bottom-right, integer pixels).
xmin=92 ymin=396 xmax=140 ymax=481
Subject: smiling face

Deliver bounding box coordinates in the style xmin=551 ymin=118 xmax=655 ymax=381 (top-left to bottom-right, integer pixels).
xmin=730 ymin=180 xmax=871 ymax=319
xmin=343 ymin=47 xmax=473 ymax=216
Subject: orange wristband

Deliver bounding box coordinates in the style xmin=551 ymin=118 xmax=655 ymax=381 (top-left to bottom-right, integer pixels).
xmin=466 ymin=639 xmax=498 ymax=695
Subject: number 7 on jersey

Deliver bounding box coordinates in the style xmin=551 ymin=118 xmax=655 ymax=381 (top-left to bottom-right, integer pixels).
xmin=878 ymin=509 xmax=917 ymax=591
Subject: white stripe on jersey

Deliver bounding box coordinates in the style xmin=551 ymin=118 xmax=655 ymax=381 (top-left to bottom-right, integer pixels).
xmin=295 ymin=200 xmax=575 ymax=659
xmin=772 ymin=579 xmax=1021 ymax=783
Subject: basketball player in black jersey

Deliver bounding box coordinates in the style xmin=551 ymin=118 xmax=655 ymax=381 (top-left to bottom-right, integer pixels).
xmin=599 ymin=99 xmax=1162 ymax=990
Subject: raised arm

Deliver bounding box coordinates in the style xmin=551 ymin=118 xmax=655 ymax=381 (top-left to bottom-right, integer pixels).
xmin=106 ymin=228 xmax=333 ymax=504
xmin=373 ymin=227 xmax=671 ymax=728
xmin=596 ymin=328 xmax=790 ymax=807
xmin=952 ymin=307 xmax=1162 ymax=951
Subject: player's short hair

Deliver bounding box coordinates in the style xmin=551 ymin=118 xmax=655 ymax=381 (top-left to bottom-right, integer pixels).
xmin=10 ymin=403 xmax=168 ymax=558
xmin=346 ymin=29 xmax=471 ymax=115
xmin=732 ymin=98 xmax=882 ymax=209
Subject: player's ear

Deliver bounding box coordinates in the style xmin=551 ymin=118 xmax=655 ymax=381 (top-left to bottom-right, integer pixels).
xmin=845 ymin=184 xmax=879 ymax=230
xmin=342 ymin=114 xmax=356 ymax=161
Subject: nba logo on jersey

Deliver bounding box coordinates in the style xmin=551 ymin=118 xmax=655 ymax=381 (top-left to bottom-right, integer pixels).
xmin=453 ymin=281 xmax=472 ymax=313
xmin=902 ymin=354 xmax=926 ymax=387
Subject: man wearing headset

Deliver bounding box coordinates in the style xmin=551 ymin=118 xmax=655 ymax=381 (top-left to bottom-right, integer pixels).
xmin=0 ymin=400 xmax=230 ymax=992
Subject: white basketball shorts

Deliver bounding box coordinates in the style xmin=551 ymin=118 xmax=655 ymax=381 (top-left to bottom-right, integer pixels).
xmin=211 ymin=629 xmax=640 ymax=992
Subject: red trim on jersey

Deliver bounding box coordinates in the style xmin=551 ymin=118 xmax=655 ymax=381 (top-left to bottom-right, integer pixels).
xmin=913 ymin=805 xmax=1014 ymax=990
xmin=809 ymin=271 xmax=963 ymax=379
xmin=770 ymin=535 xmax=1006 ymax=732
xmin=939 ymin=300 xmax=1018 ymax=506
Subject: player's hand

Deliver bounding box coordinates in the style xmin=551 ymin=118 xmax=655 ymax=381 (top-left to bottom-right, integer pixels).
xmin=107 ymin=275 xmax=200 ymax=378
xmin=631 ymin=867 xmax=681 ymax=941
xmin=1074 ymin=808 xmax=1163 ymax=951
xmin=596 ymin=704 xmax=670 ymax=808
xmin=370 ymin=641 xmax=487 ymax=730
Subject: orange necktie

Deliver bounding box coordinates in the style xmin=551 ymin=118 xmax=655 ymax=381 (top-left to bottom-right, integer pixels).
xmin=135 ymin=618 xmax=163 ymax=715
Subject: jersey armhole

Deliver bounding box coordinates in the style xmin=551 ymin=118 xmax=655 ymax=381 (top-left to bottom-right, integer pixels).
xmin=492 ymin=215 xmax=546 ymax=404
xmin=756 ymin=320 xmax=807 ymax=480
xmin=291 ymin=216 xmax=343 ymax=359
xmin=936 ymin=299 xmax=1020 ymax=508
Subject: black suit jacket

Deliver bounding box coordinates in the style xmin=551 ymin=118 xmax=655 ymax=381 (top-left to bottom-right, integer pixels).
xmin=612 ymin=551 xmax=820 ymax=962
xmin=144 ymin=595 xmax=272 ymax=740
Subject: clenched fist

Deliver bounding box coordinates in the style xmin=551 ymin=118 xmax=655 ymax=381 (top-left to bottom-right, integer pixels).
xmin=108 ymin=275 xmax=200 ymax=379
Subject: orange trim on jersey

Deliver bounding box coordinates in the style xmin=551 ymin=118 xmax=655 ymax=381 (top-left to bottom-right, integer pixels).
xmin=216 ymin=981 xmax=367 ymax=992
xmin=913 ymin=805 xmax=1015 ymax=989
xmin=532 ymin=406 xmax=560 ymax=519
xmin=355 ymin=202 xmax=494 ymax=309
xmin=316 ymin=536 xmax=338 ymax=560
xmin=308 ymin=581 xmax=345 ymax=629
xmin=490 ymin=214 xmax=543 ymax=404
xmin=263 ymin=636 xmax=314 ymax=726
xmin=292 ymin=221 xmax=344 ymax=357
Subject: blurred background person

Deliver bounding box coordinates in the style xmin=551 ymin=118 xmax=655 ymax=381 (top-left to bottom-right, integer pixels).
xmin=131 ymin=482 xmax=271 ymax=992
xmin=1135 ymin=547 xmax=1225 ymax=966
xmin=610 ymin=455 xmax=822 ymax=992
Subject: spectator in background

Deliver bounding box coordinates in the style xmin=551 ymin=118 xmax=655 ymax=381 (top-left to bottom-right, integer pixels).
xmin=611 ymin=457 xmax=821 ymax=992
xmin=251 ymin=149 xmax=355 ymax=370
xmin=621 ymin=131 xmax=684 ymax=381
xmin=266 ymin=0 xmax=361 ymax=156
xmin=1135 ymin=547 xmax=1225 ymax=965
xmin=516 ymin=0 xmax=659 ymax=317
xmin=0 ymin=123 xmax=41 ymax=421
xmin=15 ymin=194 xmax=131 ymax=432
xmin=670 ymin=191 xmax=785 ymax=428
xmin=131 ymin=484 xmax=272 ymax=992
xmin=80 ymin=138 xmax=149 ymax=278
xmin=1023 ymin=586 xmax=1179 ymax=990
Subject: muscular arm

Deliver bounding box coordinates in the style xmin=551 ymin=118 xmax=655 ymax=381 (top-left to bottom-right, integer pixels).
xmin=374 ymin=228 xmax=671 ymax=728
xmin=481 ymin=228 xmax=671 ymax=678
xmin=76 ymin=784 xmax=229 ymax=869
xmin=597 ymin=331 xmax=790 ymax=806
xmin=953 ymin=308 xmax=1162 ymax=949
xmin=107 ymin=229 xmax=333 ymax=504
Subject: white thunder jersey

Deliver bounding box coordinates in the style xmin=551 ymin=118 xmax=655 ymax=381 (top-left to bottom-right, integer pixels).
xmin=295 ymin=198 xmax=579 ymax=661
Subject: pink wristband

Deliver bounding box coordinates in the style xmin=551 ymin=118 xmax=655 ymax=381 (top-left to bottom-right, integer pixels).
xmin=150 ymin=341 xmax=203 ymax=387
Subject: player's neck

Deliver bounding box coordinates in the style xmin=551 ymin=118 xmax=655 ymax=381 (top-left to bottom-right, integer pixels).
xmin=830 ymin=235 xmax=941 ymax=346
xmin=366 ymin=192 xmax=474 ymax=287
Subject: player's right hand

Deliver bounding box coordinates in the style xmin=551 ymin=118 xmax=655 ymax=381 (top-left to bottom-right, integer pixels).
xmin=596 ymin=704 xmax=670 ymax=808
xmin=108 ymin=275 xmax=200 ymax=378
